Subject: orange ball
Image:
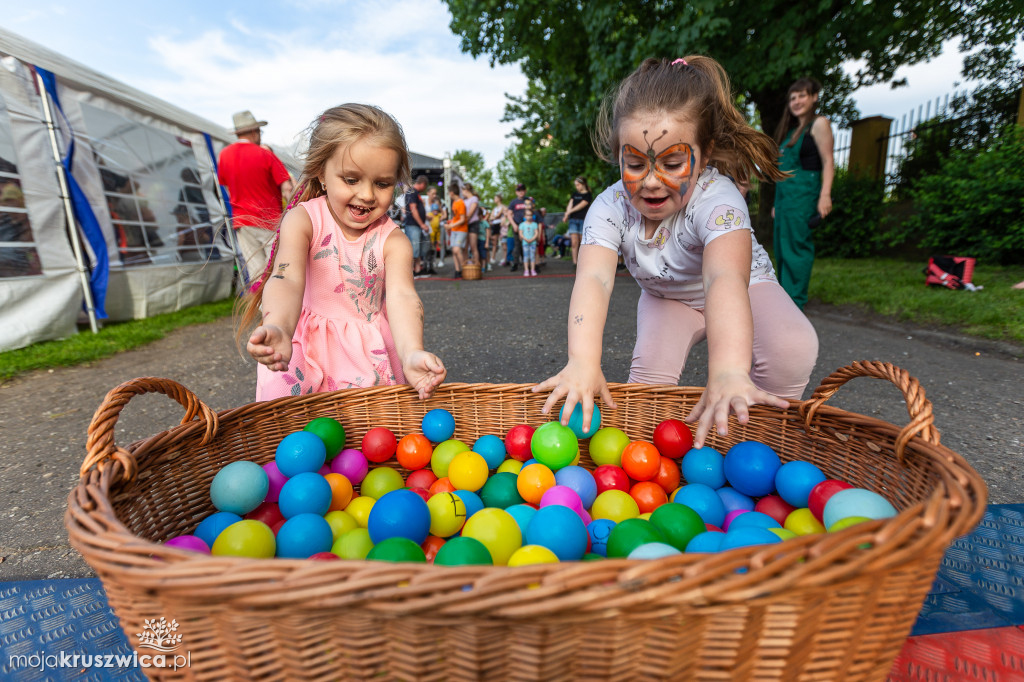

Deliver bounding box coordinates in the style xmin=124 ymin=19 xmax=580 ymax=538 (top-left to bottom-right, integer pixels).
xmin=653 ymin=456 xmax=681 ymax=494
xmin=421 ymin=535 xmax=446 ymax=562
xmin=516 ymin=463 xmax=556 ymax=505
xmin=629 ymin=480 xmax=668 ymax=514
xmin=621 ymin=441 xmax=661 ymax=481
xmin=324 ymin=473 xmax=354 ymax=511
xmin=429 ymin=477 xmax=456 ymax=495
xmin=397 ymin=433 xmax=434 ymax=471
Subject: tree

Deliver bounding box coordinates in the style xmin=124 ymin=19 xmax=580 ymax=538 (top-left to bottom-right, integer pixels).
xmin=451 ymin=149 xmax=498 ymax=201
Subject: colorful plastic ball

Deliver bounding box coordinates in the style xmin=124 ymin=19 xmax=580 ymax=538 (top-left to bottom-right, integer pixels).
xmin=211 ymin=520 xmax=275 ymax=558
xmin=331 ymin=527 xmax=373 ymax=559
xmin=164 ymin=535 xmax=210 ymax=554
xmin=330 ymin=448 xmax=368 ymax=484
xmin=433 ymin=536 xmax=493 ymax=566
xmin=323 ymin=510 xmax=358 ymax=540
xmin=728 ymin=511 xmax=781 ymax=531
xmin=276 ymin=513 xmax=334 ymax=558
xmin=554 ymin=465 xmax=597 ymax=509
xmin=448 ymin=451 xmax=490 ymax=492
xmin=685 ymin=530 xmax=726 ymax=553
xmin=823 ymin=489 xmax=897 ymax=529
xmin=422 ymin=408 xmax=456 ymax=443
xmin=649 ymin=502 xmax=706 ymax=552
xmin=396 ymin=433 xmax=434 ymax=471
xmin=361 ymin=467 xmax=405 ymax=500
xmin=324 ymin=473 xmax=354 ymax=511
xmin=540 ymin=485 xmax=584 ymax=512
xmin=421 ymin=535 xmax=446 ymax=562
xmin=592 ymin=489 xmax=641 ymax=523
xmin=367 ymin=536 xmax=426 ymax=562
xmin=497 ymin=459 xmax=524 ymax=475
xmin=361 ymin=427 xmax=397 ymax=464
xmin=428 ymin=477 xmax=456 ymax=495
xmin=723 ymin=441 xmax=782 ymax=497
xmin=525 ymin=505 xmax=588 ymax=561
xmin=368 ymin=489 xmax=431 ymax=544
xmin=262 ymin=462 xmax=288 ymax=503
xmin=408 ymin=487 xmax=431 ymax=504
xmin=767 ymin=527 xmax=799 ymax=541
xmin=308 ymin=551 xmax=340 ymax=561
xmin=303 ymin=417 xmax=346 ymax=460
xmin=774 ymin=461 xmax=827 ymax=508
xmin=607 ymin=518 xmax=666 ymax=558
xmin=672 ymin=484 xmax=727 ymax=528
xmin=589 ymin=427 xmax=630 ymax=467
xmin=653 ymin=419 xmax=694 ymax=459
xmin=593 ymin=465 xmax=631 ymax=495
xmin=653 ymin=457 xmax=681 ymax=494
xmin=681 ymin=446 xmax=725 ymax=489
xmin=461 ymin=508 xmax=522 ymax=566
xmin=583 ymin=552 xmax=605 ymax=561
xmin=194 ymin=511 xmax=243 ymax=548
xmin=453 ymin=490 xmax=484 ymax=519
xmin=278 ymin=472 xmax=332 ymax=519
xmin=559 ymin=402 xmax=601 ymax=440
xmin=344 ymin=496 xmax=376 ymax=527
xmin=406 ymin=468 xmax=438 ymax=490
xmin=508 ymin=544 xmax=560 ymax=566
xmin=586 ymin=518 xmax=616 ymax=556
xmin=210 ymin=461 xmax=269 ymax=515
xmin=472 ymin=434 xmax=507 ymax=470
xmin=784 ymin=508 xmax=826 ymax=535
xmin=431 ymin=439 xmax=470 ymax=479
xmin=719 ymin=527 xmax=782 ymax=551
xmin=276 ymin=431 xmax=328 ymax=478
xmin=717 ymin=487 xmax=756 ymax=514
xmin=521 ymin=458 xmax=538 ymax=468
xmin=245 ymin=501 xmax=284 ymax=528
xmin=517 ymin=463 xmax=556 ymax=505
xmin=629 ymin=542 xmax=682 ymax=560
xmin=722 ymin=509 xmax=748 ymax=530
xmin=620 ymin=441 xmax=661 ymax=481
xmin=827 ymin=516 xmax=873 ymax=533
xmin=754 ymin=495 xmax=797 ymax=525
xmin=505 ymin=504 xmax=538 ymax=536
xmin=629 ymin=481 xmax=668 ymax=514
xmin=505 ymin=424 xmax=536 ymax=462
xmin=426 ymin=492 xmax=467 ymax=537
xmin=808 ymin=479 xmax=855 ymax=521
xmin=479 ymin=472 xmax=525 ymax=509
xmin=531 ymin=422 xmax=579 ymax=471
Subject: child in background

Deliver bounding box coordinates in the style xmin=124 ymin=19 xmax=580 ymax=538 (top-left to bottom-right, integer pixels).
xmin=535 ymin=56 xmax=818 ymax=447
xmin=518 ymin=208 xmax=540 ymax=277
xmin=426 ymin=186 xmax=443 ymax=268
xmin=236 ymin=103 xmax=447 ymax=401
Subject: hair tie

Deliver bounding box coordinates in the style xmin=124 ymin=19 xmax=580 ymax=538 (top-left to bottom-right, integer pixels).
xmin=671 ymin=58 xmax=688 ymax=66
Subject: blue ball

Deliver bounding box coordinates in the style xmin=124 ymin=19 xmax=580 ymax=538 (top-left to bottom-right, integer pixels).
xmin=473 ymin=434 xmax=506 ymax=470
xmin=275 ymin=513 xmax=333 ymax=558
xmin=422 ymin=409 xmax=455 ymax=443
xmin=522 ymin=458 xmax=538 ymax=469
xmin=210 ymin=461 xmax=269 ymax=515
xmin=720 ymin=527 xmax=782 ymax=551
xmin=587 ymin=518 xmax=616 ymax=557
xmin=727 ymin=511 xmax=781 ymax=530
xmin=194 ymin=511 xmax=242 ymax=548
xmin=559 ymin=402 xmax=601 ymax=439
xmin=555 ymin=465 xmax=598 ymax=509
xmin=506 ymin=504 xmax=538 ymax=536
xmin=723 ymin=441 xmax=782 ymax=497
xmin=275 ymin=431 xmax=327 ymax=478
xmin=526 ymin=505 xmax=588 ymax=561
xmin=685 ymin=531 xmax=725 ymax=553
xmin=681 ymin=446 xmax=725 ymax=489
xmin=774 ymin=461 xmax=827 ymax=508
xmin=717 ymin=487 xmax=756 ymax=514
xmin=278 ymin=472 xmax=332 ymax=519
xmin=368 ymin=489 xmax=431 ymax=544
xmin=629 ymin=542 xmax=682 ymax=559
xmin=823 ymin=488 xmax=898 ymax=529
xmin=673 ymin=484 xmax=726 ymax=528
xmin=453 ymin=490 xmax=484 ymax=519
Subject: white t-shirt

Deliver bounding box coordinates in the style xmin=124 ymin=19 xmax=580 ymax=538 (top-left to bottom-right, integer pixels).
xmin=582 ymin=167 xmax=776 ymax=309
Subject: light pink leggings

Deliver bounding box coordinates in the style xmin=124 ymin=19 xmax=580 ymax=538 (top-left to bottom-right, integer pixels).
xmin=629 ymin=282 xmax=819 ymax=399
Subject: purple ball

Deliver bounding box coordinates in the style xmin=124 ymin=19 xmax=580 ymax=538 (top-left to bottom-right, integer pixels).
xmin=717 ymin=486 xmax=756 ymax=514
xmin=164 ymin=534 xmax=211 ymax=554
xmin=722 ymin=509 xmax=749 ymax=530
xmin=540 ymin=485 xmax=584 ymax=512
xmin=331 ymin=448 xmax=368 ymax=484
xmin=578 ymin=508 xmax=592 ymax=526
xmin=263 ymin=461 xmax=288 ymax=503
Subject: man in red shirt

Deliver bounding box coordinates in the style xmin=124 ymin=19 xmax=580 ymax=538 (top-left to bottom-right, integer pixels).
xmin=217 ymin=111 xmax=293 ymax=281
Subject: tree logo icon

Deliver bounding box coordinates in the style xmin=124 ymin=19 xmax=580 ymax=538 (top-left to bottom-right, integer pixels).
xmin=136 ymin=617 xmax=184 ymax=652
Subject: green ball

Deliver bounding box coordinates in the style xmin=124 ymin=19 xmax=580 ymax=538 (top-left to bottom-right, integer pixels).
xmin=332 ymin=528 xmax=374 ymax=559
xmin=367 ymin=537 xmax=426 ymax=563
xmin=480 ymin=472 xmax=525 ymax=509
xmin=650 ymin=503 xmax=706 ymax=551
xmin=431 ymin=439 xmax=470 ymax=479
xmin=360 ymin=466 xmax=405 ymax=500
xmin=530 ymin=422 xmax=579 ymax=471
xmin=303 ymin=417 xmax=346 ymax=460
xmin=582 ymin=552 xmax=605 ymax=561
xmin=606 ymin=518 xmax=665 ymax=558
xmin=589 ymin=427 xmax=631 ymax=467
xmin=211 ymin=520 xmax=275 ymax=558
xmin=433 ymin=536 xmax=493 ymax=566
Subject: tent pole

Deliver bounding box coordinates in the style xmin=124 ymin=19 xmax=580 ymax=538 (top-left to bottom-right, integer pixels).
xmin=36 ymin=71 xmax=99 ymax=334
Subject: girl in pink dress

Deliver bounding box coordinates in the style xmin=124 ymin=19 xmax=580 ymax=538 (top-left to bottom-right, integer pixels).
xmin=236 ymin=104 xmax=446 ymax=401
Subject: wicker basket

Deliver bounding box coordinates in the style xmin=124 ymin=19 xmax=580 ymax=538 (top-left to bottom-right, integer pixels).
xmin=462 ymin=262 xmax=482 ymax=280
xmin=67 ymin=362 xmax=986 ymax=681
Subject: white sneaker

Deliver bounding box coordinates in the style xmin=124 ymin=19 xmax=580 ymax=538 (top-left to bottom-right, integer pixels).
xmin=437 ymin=259 xmax=444 ymax=268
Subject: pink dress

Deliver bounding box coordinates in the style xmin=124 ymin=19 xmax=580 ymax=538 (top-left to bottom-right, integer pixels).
xmin=255 ymin=196 xmax=405 ymax=400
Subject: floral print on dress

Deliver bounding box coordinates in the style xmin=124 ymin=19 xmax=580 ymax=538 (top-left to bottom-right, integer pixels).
xmin=339 ymin=232 xmax=382 ymax=321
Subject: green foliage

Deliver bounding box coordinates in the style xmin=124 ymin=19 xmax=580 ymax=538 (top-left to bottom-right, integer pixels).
xmin=451 ymin=149 xmax=498 ymax=200
xmin=814 ymin=169 xmax=888 ymax=258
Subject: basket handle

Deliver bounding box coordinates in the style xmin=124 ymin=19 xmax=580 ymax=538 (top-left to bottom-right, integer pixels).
xmin=799 ymin=361 xmax=939 ymax=463
xmin=82 ymin=377 xmax=219 ymax=481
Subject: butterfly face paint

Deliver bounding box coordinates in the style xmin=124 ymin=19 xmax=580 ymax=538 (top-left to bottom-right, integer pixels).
xmin=620 ymin=129 xmax=696 ymax=198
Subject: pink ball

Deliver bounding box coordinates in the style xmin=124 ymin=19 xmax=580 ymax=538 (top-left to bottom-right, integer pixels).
xmin=318 ymin=464 xmax=331 ymax=476
xmin=263 ymin=461 xmax=288 ymax=503
xmin=540 ymin=485 xmax=584 ymax=512
xmin=723 ymin=509 xmax=749 ymax=531
xmin=331 ymin=448 xmax=368 ymax=484
xmin=164 ymin=535 xmax=210 ymax=554
xmin=577 ymin=508 xmax=592 ymax=526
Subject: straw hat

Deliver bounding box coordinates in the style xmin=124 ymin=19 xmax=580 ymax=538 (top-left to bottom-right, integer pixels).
xmin=232 ymin=110 xmax=267 ymax=135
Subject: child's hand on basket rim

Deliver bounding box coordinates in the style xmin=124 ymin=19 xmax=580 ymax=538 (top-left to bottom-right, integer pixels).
xmin=533 ymin=359 xmax=617 ymax=434
xmin=685 ymin=370 xmax=790 ymax=448
xmin=404 ymin=350 xmax=447 ymax=400
xmin=247 ymin=324 xmax=292 ymax=372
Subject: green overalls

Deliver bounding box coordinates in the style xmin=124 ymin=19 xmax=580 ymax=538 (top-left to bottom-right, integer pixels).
xmin=773 ymin=128 xmax=821 ymax=310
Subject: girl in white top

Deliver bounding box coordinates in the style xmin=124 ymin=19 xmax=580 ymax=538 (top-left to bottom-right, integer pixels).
xmin=536 ymin=56 xmax=818 ymax=447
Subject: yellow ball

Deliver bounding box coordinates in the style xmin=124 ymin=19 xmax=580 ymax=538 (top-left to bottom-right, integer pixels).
xmin=497 ymin=459 xmax=523 ymax=475
xmin=639 ymin=512 xmax=653 ymax=521
xmin=508 ymin=544 xmax=560 ymax=566
xmin=210 ymin=520 xmax=275 ymax=558
xmin=427 ymin=491 xmax=467 ymax=537
xmin=331 ymin=528 xmax=373 ymax=559
xmin=588 ymin=427 xmax=631 ymax=467
xmin=461 ymin=508 xmax=522 ymax=566
xmin=323 ymin=510 xmax=358 ymax=541
xmin=447 ymin=451 xmax=490 ymax=492
xmin=827 ymin=516 xmax=872 ymax=532
xmin=431 ymin=439 xmax=470 ymax=479
xmin=767 ymin=527 xmax=799 ymax=541
xmin=785 ymin=508 xmax=826 ymax=535
xmin=360 ymin=467 xmax=404 ymax=500
xmin=345 ymin=496 xmax=376 ymax=528
xmin=591 ymin=490 xmax=640 ymax=523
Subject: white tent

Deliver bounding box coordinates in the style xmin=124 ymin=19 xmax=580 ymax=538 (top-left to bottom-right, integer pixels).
xmin=0 ymin=27 xmax=298 ymax=352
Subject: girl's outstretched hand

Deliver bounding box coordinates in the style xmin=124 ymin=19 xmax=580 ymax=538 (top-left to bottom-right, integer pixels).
xmin=533 ymin=360 xmax=616 ymax=434
xmin=404 ymin=350 xmax=447 ymax=400
xmin=684 ymin=371 xmax=790 ymax=448
xmin=247 ymin=324 xmax=292 ymax=372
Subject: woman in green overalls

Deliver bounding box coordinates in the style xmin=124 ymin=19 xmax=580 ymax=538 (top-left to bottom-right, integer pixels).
xmin=772 ymin=78 xmax=834 ymax=310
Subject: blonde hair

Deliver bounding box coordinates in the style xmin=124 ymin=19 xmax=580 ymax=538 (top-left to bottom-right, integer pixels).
xmin=594 ymin=56 xmax=788 ymax=185
xmin=234 ymin=103 xmax=411 ymax=347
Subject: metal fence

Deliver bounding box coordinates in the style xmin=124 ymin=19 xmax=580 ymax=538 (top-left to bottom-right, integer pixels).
xmin=881 ymin=92 xmax=967 ymax=191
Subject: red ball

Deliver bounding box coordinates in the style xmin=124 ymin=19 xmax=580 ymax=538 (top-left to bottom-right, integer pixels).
xmin=808 ymin=479 xmax=855 ymax=521
xmin=308 ymin=551 xmax=340 ymax=561
xmin=407 ymin=487 xmax=432 ymax=503
xmin=593 ymin=465 xmax=631 ymax=495
xmin=422 ymin=535 xmax=446 ymax=562
xmin=406 ymin=468 xmax=438 ymax=490
xmin=245 ymin=501 xmax=284 ymax=528
xmin=705 ymin=523 xmax=723 ymax=533
xmin=505 ymin=424 xmax=536 ymax=462
xmin=652 ymin=419 xmax=694 ymax=459
xmin=754 ymin=495 xmax=797 ymax=525
xmin=361 ymin=427 xmax=398 ymax=463
xmin=271 ymin=518 xmax=286 ymax=535
xmin=653 ymin=456 xmax=681 ymax=494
